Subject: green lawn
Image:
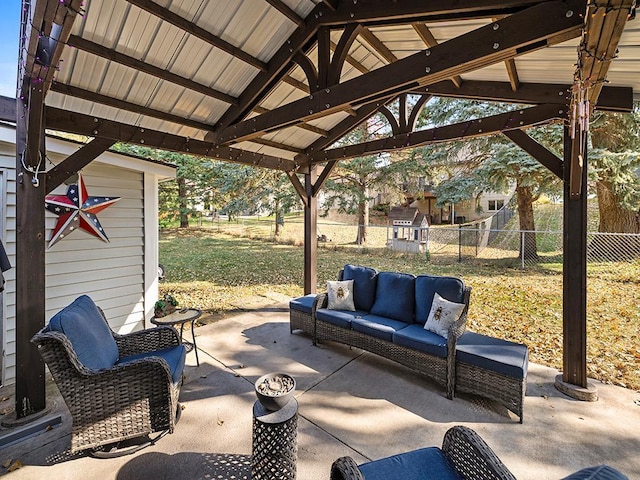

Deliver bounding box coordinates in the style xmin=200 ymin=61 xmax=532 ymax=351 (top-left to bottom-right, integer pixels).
xmin=159 ymin=228 xmax=640 ymax=392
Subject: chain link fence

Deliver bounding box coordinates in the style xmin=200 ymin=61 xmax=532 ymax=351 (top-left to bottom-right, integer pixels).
xmin=195 ymin=213 xmax=640 ymax=269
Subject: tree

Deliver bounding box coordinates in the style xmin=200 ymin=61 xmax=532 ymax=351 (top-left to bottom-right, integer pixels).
xmin=588 ymin=106 xmax=640 ymax=234
xmin=322 ymin=116 xmax=429 ymax=243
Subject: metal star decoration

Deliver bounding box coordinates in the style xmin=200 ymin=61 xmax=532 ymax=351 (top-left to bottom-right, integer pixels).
xmin=45 ymin=174 xmax=120 ymax=248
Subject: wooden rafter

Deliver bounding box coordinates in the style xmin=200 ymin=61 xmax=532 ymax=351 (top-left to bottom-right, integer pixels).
xmin=50 ymin=82 xmax=215 ymax=131
xmin=412 ymin=22 xmax=463 ymax=87
xmin=265 ymin=0 xmax=305 ymax=27
xmin=328 ymin=24 xmax=364 ymax=86
xmin=247 ymin=138 xmax=304 ymax=154
xmin=213 ymin=0 xmax=586 ymax=146
xmin=359 ymin=28 xmax=398 ymax=63
xmin=304 ymin=104 xmax=565 ymax=164
xmin=44 ymin=107 xmax=296 ymax=172
xmin=504 ymin=129 xmax=562 ymax=178
xmin=419 ymin=80 xmax=633 ymax=112
xmin=505 ymin=58 xmax=520 ymax=91
xmin=252 ymin=106 xmax=329 ymax=137
xmin=67 ymin=35 xmax=238 ymax=105
xmin=331 ymin=40 xmax=369 ymax=74
xmin=125 ymin=0 xmax=267 ymax=71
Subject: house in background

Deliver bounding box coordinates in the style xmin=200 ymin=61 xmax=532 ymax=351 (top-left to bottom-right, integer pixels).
xmin=0 ymin=124 xmax=175 ymax=386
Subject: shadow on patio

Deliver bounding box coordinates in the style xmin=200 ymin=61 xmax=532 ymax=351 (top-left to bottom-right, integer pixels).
xmin=1 ymin=300 xmax=639 ymax=479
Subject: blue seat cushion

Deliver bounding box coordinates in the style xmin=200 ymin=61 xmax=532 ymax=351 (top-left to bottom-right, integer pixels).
xmin=47 ymin=295 xmax=119 ymax=371
xmin=289 ymin=294 xmax=317 ymax=314
xmin=352 ymin=314 xmax=409 ymax=342
xmin=393 ymin=324 xmax=448 ymax=358
xmin=415 ymin=275 xmax=466 ymax=325
xmin=456 ymin=332 xmax=528 ymax=379
xmin=561 ymin=465 xmax=628 ymax=480
xmin=358 ymin=447 xmax=462 ymax=480
xmin=316 ymin=309 xmax=368 ymax=329
xmin=370 ymin=272 xmax=416 ymax=322
xmin=342 ymin=264 xmax=378 ymax=311
xmin=118 ymin=344 xmax=186 ymax=385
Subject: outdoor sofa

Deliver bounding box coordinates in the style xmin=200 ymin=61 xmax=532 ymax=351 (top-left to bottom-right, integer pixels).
xmin=32 ymin=295 xmax=186 ymax=453
xmin=290 ymin=264 xmax=529 ymax=422
xmin=329 ymin=425 xmax=628 ymax=480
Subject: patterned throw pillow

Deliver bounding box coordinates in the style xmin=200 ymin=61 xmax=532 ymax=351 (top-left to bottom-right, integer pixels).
xmin=326 ymin=280 xmax=356 ymax=311
xmin=423 ymin=292 xmax=466 ymax=338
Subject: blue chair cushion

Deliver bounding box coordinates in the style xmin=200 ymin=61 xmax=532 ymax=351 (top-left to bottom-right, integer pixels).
xmin=289 ymin=294 xmax=317 ymax=314
xmin=352 ymin=314 xmax=409 ymax=342
xmin=358 ymin=447 xmax=462 ymax=480
xmin=561 ymin=465 xmax=628 ymax=480
xmin=456 ymin=332 xmax=529 ymax=379
xmin=393 ymin=324 xmax=448 ymax=358
xmin=118 ymin=344 xmax=186 ymax=385
xmin=316 ymin=309 xmax=368 ymax=329
xmin=342 ymin=264 xmax=378 ymax=311
xmin=47 ymin=295 xmax=119 ymax=371
xmin=415 ymin=275 xmax=466 ymax=325
xmin=370 ymin=272 xmax=416 ymax=322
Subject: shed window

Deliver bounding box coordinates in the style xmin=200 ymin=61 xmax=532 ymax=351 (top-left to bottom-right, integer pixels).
xmin=488 ymin=200 xmax=504 ymax=211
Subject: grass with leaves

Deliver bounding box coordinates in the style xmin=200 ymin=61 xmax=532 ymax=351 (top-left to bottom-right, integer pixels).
xmin=159 ymin=228 xmax=640 ymax=391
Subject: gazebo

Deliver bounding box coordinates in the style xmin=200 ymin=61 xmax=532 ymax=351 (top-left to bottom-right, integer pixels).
xmin=1 ymin=0 xmax=638 ymax=420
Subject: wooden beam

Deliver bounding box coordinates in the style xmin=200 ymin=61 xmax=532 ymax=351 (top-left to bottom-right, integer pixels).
xmin=45 ymin=137 xmax=116 ymax=193
xmin=312 ymin=160 xmax=338 ymax=196
xmin=44 ymin=107 xmax=297 ymax=172
xmin=252 ymin=106 xmax=329 ymax=137
xmin=248 ymin=138 xmax=304 ymax=154
xmin=265 ymin=0 xmax=305 ymax=27
xmin=125 ymin=0 xmax=267 ymax=71
xmin=307 ymin=104 xmax=565 ymax=163
xmin=415 ymin=80 xmax=632 ymax=112
xmin=505 ymin=58 xmax=520 ymax=91
xmin=412 ymin=22 xmax=463 ymax=87
xmin=561 ymin=125 xmax=589 ymax=389
xmin=328 ymin=23 xmax=364 ymax=86
xmin=304 ymin=167 xmax=318 ymax=294
xmin=50 ymin=82 xmax=215 ymax=132
xmin=331 ymin=40 xmax=370 ymax=74
xmin=67 ymin=35 xmax=238 ymax=106
xmin=15 ymin=79 xmax=46 ymax=418
xmin=359 ymin=27 xmax=398 ymax=63
xmin=287 ymin=171 xmax=307 ymax=207
xmin=504 ymin=129 xmax=562 ymax=178
xmin=212 ymin=0 xmax=585 ymax=145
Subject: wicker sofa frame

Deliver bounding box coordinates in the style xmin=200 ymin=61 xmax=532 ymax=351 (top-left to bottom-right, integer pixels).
xmin=312 ymin=284 xmax=471 ymax=400
xmin=32 ymin=314 xmax=183 ymax=453
xmin=330 ymin=425 xmax=517 ymax=480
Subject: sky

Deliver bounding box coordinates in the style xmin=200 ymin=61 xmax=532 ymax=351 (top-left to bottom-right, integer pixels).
xmin=0 ymin=0 xmax=23 ymax=99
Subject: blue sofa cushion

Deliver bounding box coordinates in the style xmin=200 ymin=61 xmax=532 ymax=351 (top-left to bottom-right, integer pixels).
xmin=415 ymin=275 xmax=466 ymax=325
xmin=289 ymin=294 xmax=317 ymax=314
xmin=561 ymin=465 xmax=628 ymax=480
xmin=342 ymin=264 xmax=378 ymax=311
xmin=393 ymin=324 xmax=448 ymax=358
xmin=118 ymin=344 xmax=186 ymax=385
xmin=316 ymin=309 xmax=368 ymax=329
xmin=358 ymin=447 xmax=462 ymax=480
xmin=352 ymin=314 xmax=409 ymax=342
xmin=456 ymin=332 xmax=528 ymax=379
xmin=370 ymin=272 xmax=416 ymax=322
xmin=47 ymin=295 xmax=119 ymax=371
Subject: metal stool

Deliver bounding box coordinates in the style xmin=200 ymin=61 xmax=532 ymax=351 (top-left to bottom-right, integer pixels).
xmin=251 ymin=398 xmax=298 ymax=480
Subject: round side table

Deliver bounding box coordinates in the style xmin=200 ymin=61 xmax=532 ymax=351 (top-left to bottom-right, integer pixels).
xmin=151 ymin=308 xmax=202 ymax=366
xmin=251 ymin=398 xmax=298 ymax=480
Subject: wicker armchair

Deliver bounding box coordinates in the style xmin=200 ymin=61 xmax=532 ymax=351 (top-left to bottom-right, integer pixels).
xmin=330 ymin=426 xmax=628 ymax=480
xmin=330 ymin=426 xmax=516 ymax=480
xmin=31 ymin=295 xmax=186 ymax=453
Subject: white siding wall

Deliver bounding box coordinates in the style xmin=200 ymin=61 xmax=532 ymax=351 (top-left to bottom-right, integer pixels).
xmin=0 ymin=127 xmax=174 ymax=385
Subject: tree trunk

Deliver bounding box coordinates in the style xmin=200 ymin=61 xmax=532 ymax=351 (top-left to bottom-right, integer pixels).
xmin=515 ymin=181 xmax=538 ymax=260
xmin=177 ymin=176 xmax=189 ymax=228
xmin=356 ymin=185 xmax=370 ymax=244
xmin=595 ymin=180 xmax=640 ymax=233
xmin=274 ymin=199 xmax=283 ymax=237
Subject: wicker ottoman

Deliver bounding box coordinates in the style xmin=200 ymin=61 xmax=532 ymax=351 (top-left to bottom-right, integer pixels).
xmin=455 ymin=332 xmax=528 ymax=423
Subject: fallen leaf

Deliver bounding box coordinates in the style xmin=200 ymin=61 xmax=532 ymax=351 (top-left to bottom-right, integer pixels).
xmin=217 ymin=418 xmax=224 ymax=426
xmin=2 ymin=459 xmax=12 ymax=468
xmin=7 ymin=460 xmax=22 ymax=472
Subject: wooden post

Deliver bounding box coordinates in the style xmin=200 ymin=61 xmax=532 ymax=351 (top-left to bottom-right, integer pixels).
xmin=15 ymin=80 xmax=47 ymax=417
xmin=555 ymin=126 xmax=596 ymax=400
xmin=303 ymin=167 xmax=317 ymax=294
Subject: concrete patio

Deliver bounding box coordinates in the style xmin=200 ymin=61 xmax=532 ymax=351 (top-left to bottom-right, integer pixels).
xmin=1 ymin=298 xmax=639 ymax=479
